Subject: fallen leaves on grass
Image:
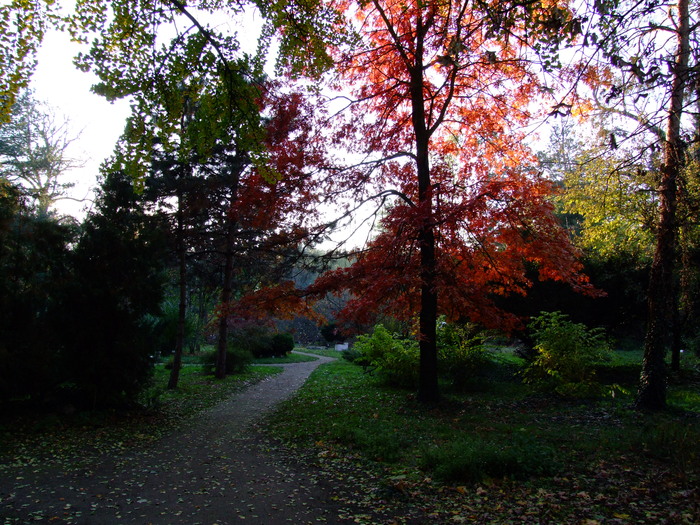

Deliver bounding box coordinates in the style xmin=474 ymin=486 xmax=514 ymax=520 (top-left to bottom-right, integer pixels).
xmin=263 ymin=361 xmax=700 ymax=524
xmin=0 ymin=366 xmax=281 ymax=474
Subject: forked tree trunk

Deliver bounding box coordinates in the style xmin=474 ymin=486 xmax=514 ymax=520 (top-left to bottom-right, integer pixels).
xmin=637 ymin=0 xmax=690 ymax=410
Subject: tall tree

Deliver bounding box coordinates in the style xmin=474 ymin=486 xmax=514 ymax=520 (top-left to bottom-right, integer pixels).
xmin=640 ymin=0 xmax=691 ymax=409
xmin=0 ymin=177 xmax=76 ymax=402
xmin=0 ymin=91 xmax=83 ymax=215
xmin=61 ymin=167 xmax=166 ymax=407
xmin=298 ymin=0 xmax=593 ymax=403
xmin=541 ymin=117 xmax=656 ymax=260
xmin=205 ymin=87 xmax=329 ymax=376
xmin=579 ymin=0 xmax=697 ymax=409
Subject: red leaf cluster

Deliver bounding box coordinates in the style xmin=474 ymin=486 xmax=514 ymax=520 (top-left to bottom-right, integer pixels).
xmin=216 ymin=280 xmax=324 ymax=325
xmin=304 ymin=1 xmax=598 ymax=331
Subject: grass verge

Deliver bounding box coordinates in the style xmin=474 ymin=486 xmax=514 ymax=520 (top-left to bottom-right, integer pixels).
xmin=253 ymin=351 xmax=319 ymax=364
xmin=265 ymin=359 xmax=700 ymax=523
xmin=295 ymin=346 xmax=344 ymax=359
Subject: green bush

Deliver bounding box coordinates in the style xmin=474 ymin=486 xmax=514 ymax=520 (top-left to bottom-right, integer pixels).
xmin=201 ymin=344 xmax=253 ymax=375
xmin=437 ymin=319 xmax=494 ymax=390
xmin=145 ymin=297 xmax=201 ymax=358
xmin=353 ymin=324 xmax=419 ymax=388
xmin=227 ymin=325 xmax=294 ymax=358
xmin=353 ymin=322 xmax=497 ymax=390
xmin=421 ymin=435 xmax=558 ymax=483
xmin=271 ymin=333 xmax=295 ymax=356
xmin=522 ymin=311 xmax=612 ymax=398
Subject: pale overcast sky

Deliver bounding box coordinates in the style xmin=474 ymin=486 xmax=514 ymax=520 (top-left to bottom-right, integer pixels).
xmin=31 ymin=28 xmax=131 ymax=217
xmin=30 ymin=7 xmax=264 ymax=218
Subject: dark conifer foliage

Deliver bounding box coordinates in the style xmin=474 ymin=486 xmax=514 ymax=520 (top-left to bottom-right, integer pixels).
xmin=57 ymin=170 xmax=167 ymax=408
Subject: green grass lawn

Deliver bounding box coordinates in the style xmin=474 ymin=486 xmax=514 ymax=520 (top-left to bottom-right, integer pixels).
xmin=264 ymin=357 xmax=700 ymax=523
xmin=253 ymin=350 xmax=319 ymax=364
xmin=295 ymin=346 xmax=344 ymax=359
xmin=171 ymin=345 xmax=341 ymax=366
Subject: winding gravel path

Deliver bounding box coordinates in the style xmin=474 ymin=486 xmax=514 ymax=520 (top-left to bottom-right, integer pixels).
xmin=1 ymin=353 xmax=349 ymax=524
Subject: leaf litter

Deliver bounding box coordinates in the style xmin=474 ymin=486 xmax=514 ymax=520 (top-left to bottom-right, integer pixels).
xmin=2 ymin=356 xmax=700 ymax=524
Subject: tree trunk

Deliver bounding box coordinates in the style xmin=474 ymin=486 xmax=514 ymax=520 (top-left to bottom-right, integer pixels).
xmin=215 ymin=163 xmax=242 ymax=379
xmin=636 ymin=0 xmax=689 ymax=410
xmin=410 ymin=23 xmax=440 ymax=404
xmin=215 ymin=217 xmax=235 ymax=379
xmin=416 ymin=133 xmax=439 ymax=403
xmin=417 ymin=208 xmax=439 ymax=404
xmin=168 ymin=186 xmax=187 ymax=390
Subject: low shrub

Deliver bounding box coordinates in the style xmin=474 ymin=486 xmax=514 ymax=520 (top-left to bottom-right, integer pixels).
xmin=201 ymin=344 xmax=253 ymax=375
xmin=353 ymin=324 xmax=419 ymax=388
xmin=352 ymin=321 xmax=499 ymax=390
xmin=521 ymin=311 xmax=612 ymax=398
xmin=227 ymin=325 xmax=295 ymax=358
xmin=320 ymin=323 xmax=345 ymax=345
xmin=144 ymin=297 xmax=200 ymax=357
xmin=270 ymin=333 xmax=295 ymax=357
xmin=437 ymin=319 xmax=494 ymax=390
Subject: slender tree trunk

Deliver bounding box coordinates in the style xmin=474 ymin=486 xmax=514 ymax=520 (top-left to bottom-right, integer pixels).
xmin=417 ymin=191 xmax=439 ymax=404
xmin=192 ymin=286 xmax=208 ymax=354
xmin=168 ymin=186 xmax=187 ymax=390
xmin=671 ymin=293 xmax=682 ymax=372
xmin=215 ymin=217 xmax=235 ymax=379
xmin=215 ymin=163 xmax=242 ymax=379
xmin=410 ymin=22 xmax=439 ymax=404
xmin=637 ymin=0 xmax=689 ymax=410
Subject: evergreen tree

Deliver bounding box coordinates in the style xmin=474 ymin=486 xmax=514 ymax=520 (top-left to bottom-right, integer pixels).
xmin=58 ymin=169 xmax=167 ymax=408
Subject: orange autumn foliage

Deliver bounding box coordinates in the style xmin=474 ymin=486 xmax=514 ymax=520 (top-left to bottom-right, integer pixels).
xmin=227 ymin=1 xmax=597 ymax=345
xmin=305 ymin=0 xmax=596 ymax=331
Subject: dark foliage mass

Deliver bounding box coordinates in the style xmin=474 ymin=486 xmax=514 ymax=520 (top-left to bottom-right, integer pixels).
xmin=56 ymin=171 xmax=167 ymax=407
xmin=0 ymin=171 xmax=167 ymax=408
xmin=0 ymin=180 xmax=76 ymax=402
xmin=227 ymin=325 xmax=295 ymax=359
xmin=496 ymin=254 xmax=649 ymax=346
xmin=201 ymin=344 xmax=253 ymax=375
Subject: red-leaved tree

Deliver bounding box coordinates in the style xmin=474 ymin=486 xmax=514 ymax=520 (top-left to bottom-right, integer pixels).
xmin=212 ymin=86 xmax=331 ymax=352
xmin=298 ymin=0 xmax=597 ymax=402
